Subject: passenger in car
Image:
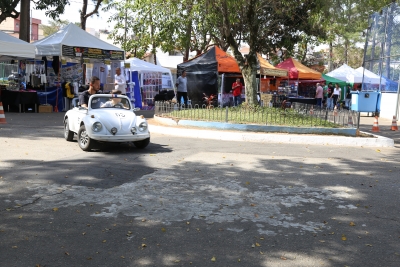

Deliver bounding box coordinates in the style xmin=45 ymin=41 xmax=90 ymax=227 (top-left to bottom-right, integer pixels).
xmin=101 ymin=90 xmax=125 ymax=108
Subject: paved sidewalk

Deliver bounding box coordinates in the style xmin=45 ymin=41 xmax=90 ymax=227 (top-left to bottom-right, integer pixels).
xmin=358 ymin=115 xmax=400 ymax=147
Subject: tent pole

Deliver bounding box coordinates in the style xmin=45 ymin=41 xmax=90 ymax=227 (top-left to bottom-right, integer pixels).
xmin=395 ymin=78 xmax=400 ymax=120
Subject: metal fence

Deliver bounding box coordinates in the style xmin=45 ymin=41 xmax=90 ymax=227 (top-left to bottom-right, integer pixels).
xmin=154 ymin=101 xmax=359 ymax=128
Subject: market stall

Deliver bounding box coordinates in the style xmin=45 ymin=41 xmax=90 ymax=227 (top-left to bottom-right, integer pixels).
xmin=32 ymin=23 xmax=125 ymax=112
xmin=121 ymin=57 xmax=174 ymax=109
xmin=1 ymin=30 xmax=39 ymax=112
xmin=355 ymin=67 xmax=386 ymax=90
xmin=275 ymin=57 xmax=322 ymax=98
xmin=177 ymin=46 xmax=288 ymax=106
xmin=325 ymin=64 xmax=363 ymax=84
xmin=0 ymin=30 xmax=36 ymax=60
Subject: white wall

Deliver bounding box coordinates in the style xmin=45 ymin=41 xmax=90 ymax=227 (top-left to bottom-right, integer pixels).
xmin=379 ymin=92 xmax=400 ymax=119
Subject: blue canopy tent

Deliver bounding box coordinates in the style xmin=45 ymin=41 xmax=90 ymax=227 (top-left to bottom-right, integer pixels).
xmin=382 ymin=76 xmax=398 ymax=92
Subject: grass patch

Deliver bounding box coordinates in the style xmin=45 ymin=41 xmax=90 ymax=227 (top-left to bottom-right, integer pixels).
xmin=167 ymin=106 xmax=342 ymax=128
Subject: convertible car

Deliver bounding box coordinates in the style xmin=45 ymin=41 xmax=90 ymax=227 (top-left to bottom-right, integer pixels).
xmin=63 ymin=94 xmax=150 ymax=151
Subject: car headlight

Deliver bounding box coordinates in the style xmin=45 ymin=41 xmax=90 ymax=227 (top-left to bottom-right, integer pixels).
xmin=111 ymin=127 xmax=118 ymax=135
xmin=92 ymin=122 xmax=103 ymax=132
xmin=131 ymin=127 xmax=137 ymax=134
xmin=138 ymin=122 xmax=147 ymax=132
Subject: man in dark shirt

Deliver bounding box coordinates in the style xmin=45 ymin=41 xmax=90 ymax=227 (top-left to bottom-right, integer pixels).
xmin=79 ymin=76 xmax=101 ymax=108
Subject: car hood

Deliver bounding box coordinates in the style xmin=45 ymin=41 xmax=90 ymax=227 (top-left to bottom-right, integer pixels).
xmin=89 ymin=109 xmax=137 ymax=133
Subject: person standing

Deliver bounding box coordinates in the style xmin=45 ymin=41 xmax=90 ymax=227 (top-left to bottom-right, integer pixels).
xmin=326 ymin=82 xmax=334 ymax=110
xmin=231 ymin=78 xmax=243 ymax=106
xmin=333 ymin=83 xmax=341 ymax=109
xmin=345 ymin=85 xmax=352 ymax=109
xmin=79 ymin=76 xmax=101 ymax=108
xmin=175 ymin=70 xmax=188 ymax=106
xmin=114 ymin=67 xmax=126 ymax=94
xmin=315 ymin=83 xmax=323 ymax=108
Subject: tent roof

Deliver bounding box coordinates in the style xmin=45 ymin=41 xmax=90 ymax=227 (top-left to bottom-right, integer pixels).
xmin=215 ymin=46 xmax=241 ymax=73
xmin=355 ymin=67 xmax=385 ymax=84
xmin=275 ymin=57 xmax=322 ymax=80
xmin=125 ymin=57 xmax=170 ymax=73
xmin=33 ymin=23 xmax=124 ymax=57
xmin=257 ymin=54 xmax=287 ymax=77
xmin=178 ymin=46 xmax=287 ymax=76
xmin=0 ymin=30 xmax=36 ymax=59
xmin=177 ymin=46 xmax=217 ymax=72
xmin=322 ymin=74 xmax=347 ymax=85
xmin=325 ymin=64 xmax=363 ymax=83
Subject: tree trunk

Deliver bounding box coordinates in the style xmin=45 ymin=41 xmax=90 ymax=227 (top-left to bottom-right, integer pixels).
xmin=81 ymin=0 xmax=88 ymax=30
xmin=241 ymin=53 xmax=258 ymax=106
xmin=149 ymin=10 xmax=157 ymax=65
xmin=19 ymin=0 xmax=30 ymax=42
xmin=183 ymin=4 xmax=193 ymax=61
xmin=369 ymin=16 xmax=377 ymax=71
xmin=384 ymin=2 xmax=395 ymax=78
xmin=184 ymin=20 xmax=192 ymax=61
xmin=328 ymin=41 xmax=333 ymax=72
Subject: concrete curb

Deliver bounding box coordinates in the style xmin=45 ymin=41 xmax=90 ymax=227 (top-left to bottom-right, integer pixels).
xmin=150 ymin=116 xmax=394 ymax=147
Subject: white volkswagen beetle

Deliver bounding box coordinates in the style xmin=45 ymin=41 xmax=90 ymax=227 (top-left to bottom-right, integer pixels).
xmin=63 ymin=94 xmax=150 ymax=151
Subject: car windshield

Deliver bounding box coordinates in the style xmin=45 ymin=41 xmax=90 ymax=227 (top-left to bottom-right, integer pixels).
xmin=90 ymin=96 xmax=131 ymax=109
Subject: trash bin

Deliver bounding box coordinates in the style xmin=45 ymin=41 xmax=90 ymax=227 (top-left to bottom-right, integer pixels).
xmin=351 ymin=91 xmax=381 ymax=112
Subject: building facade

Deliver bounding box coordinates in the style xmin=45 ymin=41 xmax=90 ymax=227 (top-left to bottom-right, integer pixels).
xmin=0 ymin=16 xmax=43 ymax=42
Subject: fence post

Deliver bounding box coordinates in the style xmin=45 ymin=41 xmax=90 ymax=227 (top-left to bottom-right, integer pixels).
xmin=225 ymin=106 xmax=228 ymax=123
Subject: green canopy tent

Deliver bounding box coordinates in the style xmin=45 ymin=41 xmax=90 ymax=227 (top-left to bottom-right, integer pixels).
xmin=322 ymin=74 xmax=348 ymax=100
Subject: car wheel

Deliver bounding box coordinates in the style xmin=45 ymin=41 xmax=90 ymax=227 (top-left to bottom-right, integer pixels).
xmin=133 ymin=137 xmax=150 ymax=149
xmin=64 ymin=118 xmax=74 ymax=141
xmin=78 ymin=125 xmax=94 ymax=151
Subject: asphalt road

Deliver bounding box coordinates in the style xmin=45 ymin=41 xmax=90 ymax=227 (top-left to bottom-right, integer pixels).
xmin=1 ymin=112 xmax=400 ymax=267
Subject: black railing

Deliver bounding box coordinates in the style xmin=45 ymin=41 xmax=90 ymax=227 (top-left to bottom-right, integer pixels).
xmin=154 ymin=101 xmax=359 ymax=128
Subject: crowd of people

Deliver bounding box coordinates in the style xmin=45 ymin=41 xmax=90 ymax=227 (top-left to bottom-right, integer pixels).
xmin=315 ymin=82 xmax=356 ymax=110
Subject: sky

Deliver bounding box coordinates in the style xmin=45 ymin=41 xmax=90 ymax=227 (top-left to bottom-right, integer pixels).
xmin=30 ymin=1 xmax=114 ymax=31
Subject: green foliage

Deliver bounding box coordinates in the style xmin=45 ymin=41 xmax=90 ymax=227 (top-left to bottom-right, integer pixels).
xmin=39 ymin=19 xmax=70 ymax=36
xmin=209 ymin=0 xmax=327 ymax=105
xmin=33 ymin=0 xmax=70 ymax=20
xmin=0 ymin=0 xmax=20 ymax=24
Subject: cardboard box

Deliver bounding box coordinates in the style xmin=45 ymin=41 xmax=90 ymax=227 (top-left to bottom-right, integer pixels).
xmin=39 ymin=105 xmax=53 ymax=113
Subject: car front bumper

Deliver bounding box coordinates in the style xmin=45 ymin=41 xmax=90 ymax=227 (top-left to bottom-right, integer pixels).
xmin=90 ymin=132 xmax=150 ymax=142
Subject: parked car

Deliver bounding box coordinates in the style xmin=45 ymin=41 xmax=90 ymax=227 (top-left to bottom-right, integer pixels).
xmin=63 ymin=94 xmax=150 ymax=151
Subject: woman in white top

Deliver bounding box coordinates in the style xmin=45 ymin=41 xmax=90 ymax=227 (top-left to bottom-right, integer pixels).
xmin=332 ymin=83 xmax=341 ymax=109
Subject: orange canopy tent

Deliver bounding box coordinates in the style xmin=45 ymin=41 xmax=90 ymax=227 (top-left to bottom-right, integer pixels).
xmin=177 ymin=46 xmax=289 ymax=103
xmin=257 ymin=54 xmax=288 ymax=77
xmin=275 ymin=57 xmax=322 ymax=80
xmin=215 ymin=46 xmax=241 ymax=73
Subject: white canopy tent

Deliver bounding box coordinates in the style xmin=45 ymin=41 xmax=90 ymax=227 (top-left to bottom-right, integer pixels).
xmin=0 ymin=30 xmax=36 ymax=60
xmin=326 ymin=64 xmax=364 ymax=83
xmin=124 ymin=57 xmax=175 ymax=90
xmin=33 ymin=23 xmax=124 ymax=60
xmin=355 ymin=67 xmax=386 ymax=85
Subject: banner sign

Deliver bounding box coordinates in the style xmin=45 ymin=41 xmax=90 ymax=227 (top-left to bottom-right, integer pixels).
xmin=62 ymin=45 xmax=124 ymax=60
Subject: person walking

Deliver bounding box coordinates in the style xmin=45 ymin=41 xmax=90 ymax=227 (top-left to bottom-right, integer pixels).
xmin=231 ymin=78 xmax=243 ymax=106
xmin=345 ymin=85 xmax=352 ymax=109
xmin=326 ymin=83 xmax=334 ymax=110
xmin=315 ymin=83 xmax=323 ymax=108
xmin=175 ymin=70 xmax=188 ymax=106
xmin=114 ymin=67 xmax=126 ymax=95
xmin=333 ymin=83 xmax=341 ymax=109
